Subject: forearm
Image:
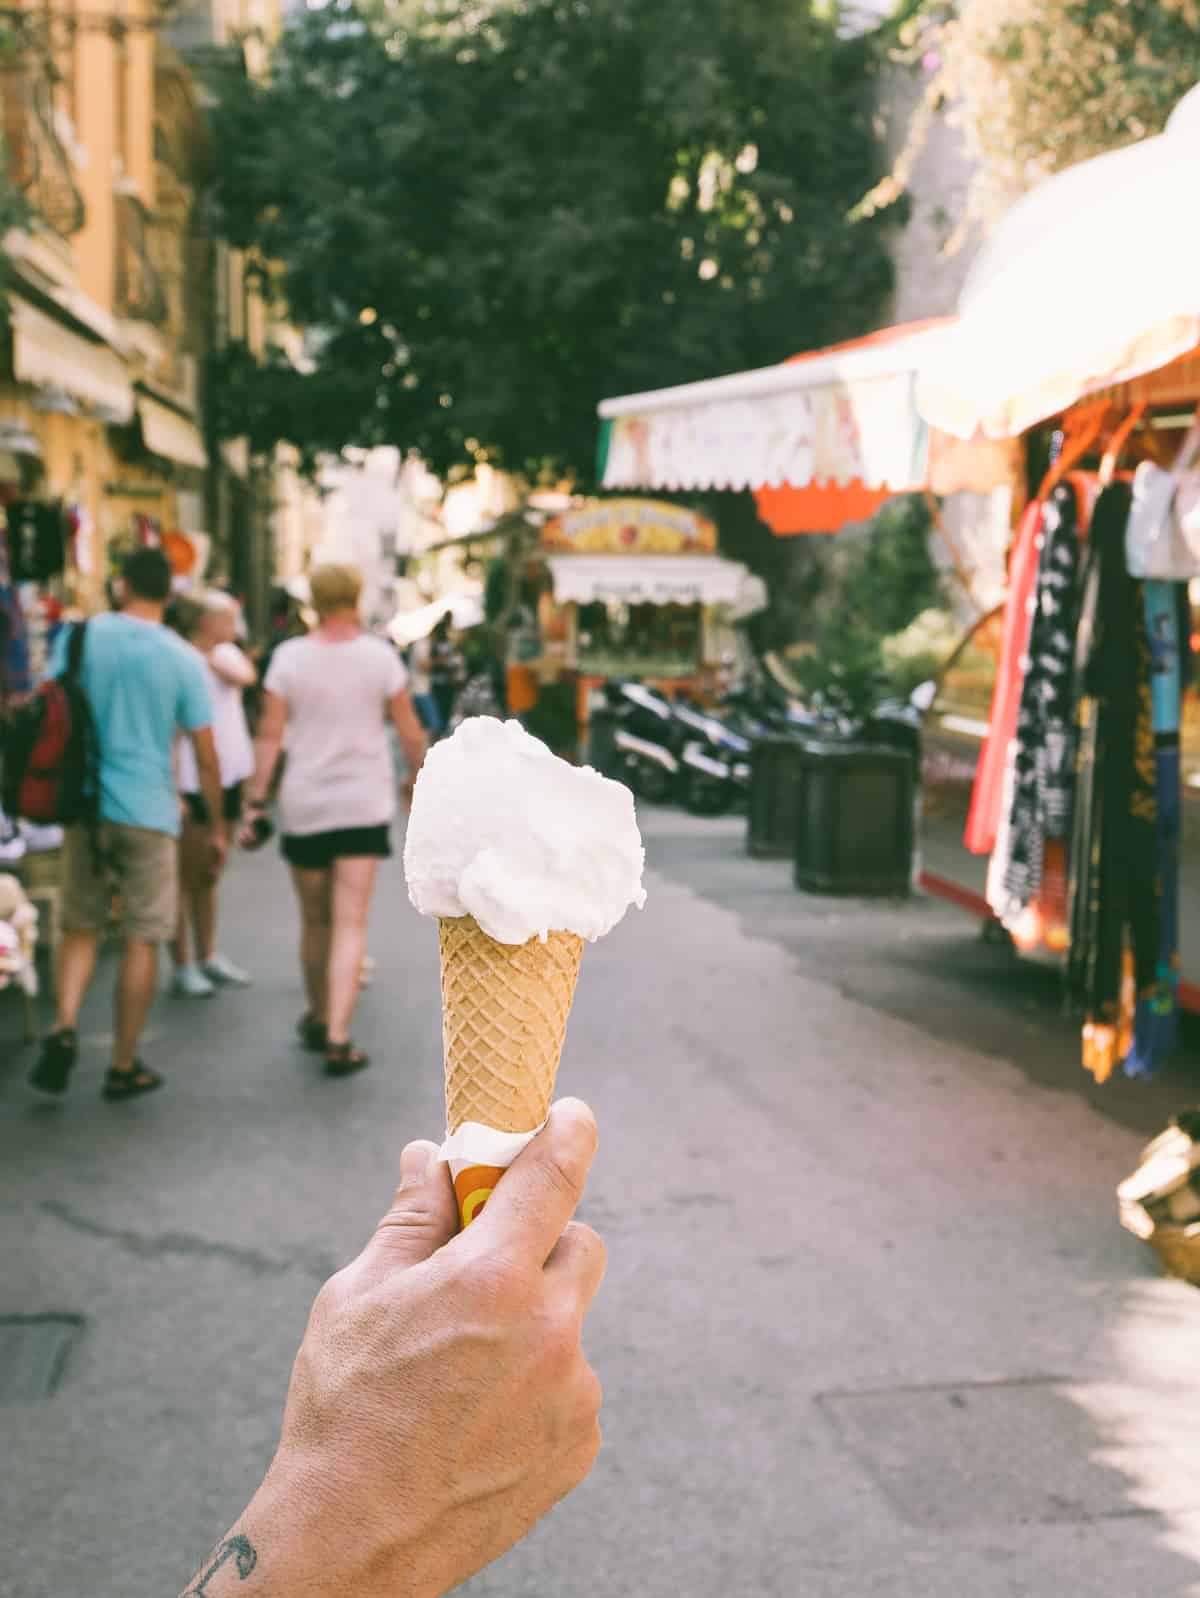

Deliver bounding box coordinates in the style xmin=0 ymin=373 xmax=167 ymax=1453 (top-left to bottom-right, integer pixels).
xmin=391 ymin=694 xmax=428 ymax=782
xmin=248 ymin=737 xmax=283 ymax=807
xmin=179 ymin=1462 xmax=429 ymax=1598
xmin=196 ymin=749 xmax=226 ymax=838
xmin=400 ymin=723 xmax=427 ymax=780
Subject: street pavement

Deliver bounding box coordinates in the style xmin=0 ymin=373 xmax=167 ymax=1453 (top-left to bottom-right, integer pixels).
xmin=5 ymin=806 xmax=1200 ymax=1596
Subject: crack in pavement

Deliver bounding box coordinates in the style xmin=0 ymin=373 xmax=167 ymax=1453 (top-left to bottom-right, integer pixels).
xmin=38 ymin=1200 xmax=336 ymax=1281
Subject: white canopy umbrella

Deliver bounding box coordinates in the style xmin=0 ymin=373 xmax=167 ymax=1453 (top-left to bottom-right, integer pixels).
xmin=918 ymin=83 xmax=1200 ymax=440
xmin=388 ymin=587 xmax=485 ymax=649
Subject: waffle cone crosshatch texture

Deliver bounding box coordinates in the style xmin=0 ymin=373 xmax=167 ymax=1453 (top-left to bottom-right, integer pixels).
xmin=439 ymin=917 xmax=585 ymax=1220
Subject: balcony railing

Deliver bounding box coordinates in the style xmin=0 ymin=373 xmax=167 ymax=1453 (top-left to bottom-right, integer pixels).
xmin=0 ymin=56 xmax=85 ymax=238
xmin=115 ymin=186 xmax=168 ymax=326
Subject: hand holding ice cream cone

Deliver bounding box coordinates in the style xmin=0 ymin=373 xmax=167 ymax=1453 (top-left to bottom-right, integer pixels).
xmin=404 ymin=717 xmax=645 ymax=1226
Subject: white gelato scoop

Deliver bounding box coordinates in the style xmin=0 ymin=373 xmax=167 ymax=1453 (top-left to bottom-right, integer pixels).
xmin=404 ymin=717 xmax=646 ymax=945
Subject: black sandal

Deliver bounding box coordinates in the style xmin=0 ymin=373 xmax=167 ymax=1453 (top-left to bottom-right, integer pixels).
xmin=102 ymin=1063 xmax=165 ymax=1101
xmin=29 ymin=1029 xmax=78 ymax=1096
xmin=297 ymin=1013 xmax=328 ymax=1052
xmin=324 ymin=1041 xmax=370 ymax=1078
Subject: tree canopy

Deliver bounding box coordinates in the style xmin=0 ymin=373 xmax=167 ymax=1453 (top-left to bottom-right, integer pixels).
xmin=208 ymin=0 xmax=894 ymax=483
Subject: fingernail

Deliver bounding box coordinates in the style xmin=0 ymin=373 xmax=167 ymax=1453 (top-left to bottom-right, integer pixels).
xmin=399 ymin=1140 xmax=439 ymax=1187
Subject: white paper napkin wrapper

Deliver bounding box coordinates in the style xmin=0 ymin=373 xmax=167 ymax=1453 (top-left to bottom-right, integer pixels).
xmin=440 ymin=1120 xmax=547 ymax=1224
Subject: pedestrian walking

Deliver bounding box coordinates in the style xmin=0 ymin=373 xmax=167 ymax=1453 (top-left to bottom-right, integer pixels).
xmin=241 ymin=564 xmax=427 ymax=1077
xmin=447 ymin=627 xmax=508 ymax=730
xmin=169 ymin=590 xmax=256 ymax=997
xmin=29 ymin=547 xmax=222 ymax=1101
xmin=429 ymin=614 xmax=464 ymax=730
xmin=406 ymin=628 xmax=443 ymax=735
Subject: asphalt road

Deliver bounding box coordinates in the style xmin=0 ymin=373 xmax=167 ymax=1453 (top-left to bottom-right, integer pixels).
xmin=4 ymin=806 xmax=1200 ymax=1597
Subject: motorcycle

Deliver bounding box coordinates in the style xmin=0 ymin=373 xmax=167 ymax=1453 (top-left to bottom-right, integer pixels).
xmin=597 ymin=682 xmax=750 ymax=815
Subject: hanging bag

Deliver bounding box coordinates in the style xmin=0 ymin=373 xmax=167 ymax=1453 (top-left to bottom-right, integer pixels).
xmin=0 ymin=621 xmax=98 ymax=824
xmin=1126 ymin=416 xmax=1200 ymax=578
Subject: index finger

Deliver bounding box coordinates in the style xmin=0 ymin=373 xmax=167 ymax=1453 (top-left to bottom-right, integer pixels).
xmin=465 ymin=1098 xmax=599 ymax=1266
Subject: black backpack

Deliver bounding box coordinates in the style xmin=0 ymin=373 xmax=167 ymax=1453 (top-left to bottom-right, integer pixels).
xmin=1 ymin=622 xmax=99 ymax=825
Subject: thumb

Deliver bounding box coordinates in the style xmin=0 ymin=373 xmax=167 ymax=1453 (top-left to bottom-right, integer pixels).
xmin=359 ymin=1140 xmax=458 ymax=1276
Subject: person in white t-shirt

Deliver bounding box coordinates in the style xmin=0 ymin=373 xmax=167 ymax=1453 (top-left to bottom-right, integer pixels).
xmin=171 ymin=591 xmax=257 ymax=997
xmin=243 ymin=564 xmax=427 ymax=1076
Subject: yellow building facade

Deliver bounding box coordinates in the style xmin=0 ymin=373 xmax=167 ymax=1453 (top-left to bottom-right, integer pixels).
xmin=0 ymin=0 xmax=318 ymax=639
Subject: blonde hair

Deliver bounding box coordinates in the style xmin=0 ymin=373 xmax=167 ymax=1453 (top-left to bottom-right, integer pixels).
xmin=308 ymin=563 xmax=364 ymax=620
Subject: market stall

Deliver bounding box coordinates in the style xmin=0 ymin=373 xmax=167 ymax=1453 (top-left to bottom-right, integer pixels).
xmin=912 ymin=80 xmax=1200 ymax=1080
xmin=527 ymin=499 xmax=756 ymax=745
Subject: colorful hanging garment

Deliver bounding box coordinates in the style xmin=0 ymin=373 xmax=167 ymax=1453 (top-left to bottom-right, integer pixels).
xmin=965 ymin=499 xmax=1044 ymax=856
xmin=1068 ymin=483 xmax=1161 ymax=1083
xmin=1125 ymin=580 xmax=1185 ymax=1078
xmin=0 ymin=521 xmax=32 ymax=702
xmin=994 ymin=484 xmax=1082 ymax=920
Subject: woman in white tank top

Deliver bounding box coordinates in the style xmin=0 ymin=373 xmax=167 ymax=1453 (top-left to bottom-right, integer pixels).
xmin=244 ymin=564 xmax=427 ymax=1076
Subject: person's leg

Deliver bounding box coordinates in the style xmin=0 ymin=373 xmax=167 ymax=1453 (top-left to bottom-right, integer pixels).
xmin=171 ymin=816 xmax=216 ymax=996
xmin=290 ymin=865 xmax=332 ymax=1025
xmin=203 ymin=789 xmax=251 ymax=987
xmin=113 ymin=938 xmax=160 ymax=1072
xmin=192 ymin=872 xmax=218 ymax=965
xmin=106 ymin=829 xmax=178 ymax=1086
xmin=53 ymin=824 xmax=112 ymax=1030
xmin=325 ymin=856 xmax=380 ymax=1046
xmin=55 ymin=928 xmax=100 ymax=1032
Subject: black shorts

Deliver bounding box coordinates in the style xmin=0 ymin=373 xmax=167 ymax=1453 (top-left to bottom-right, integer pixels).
xmin=184 ymin=784 xmax=244 ymax=826
xmin=281 ymin=825 xmax=392 ymax=871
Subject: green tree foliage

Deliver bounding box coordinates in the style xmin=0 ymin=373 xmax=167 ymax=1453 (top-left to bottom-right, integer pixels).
xmin=868 ymin=0 xmax=1200 ymax=228
xmin=791 ymin=494 xmax=943 ymax=721
xmin=208 ymin=0 xmax=894 ymax=481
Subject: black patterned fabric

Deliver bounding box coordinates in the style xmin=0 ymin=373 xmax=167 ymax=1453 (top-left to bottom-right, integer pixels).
xmin=1000 ymin=483 xmax=1082 ymax=909
xmin=1067 ymin=482 xmax=1160 ymax=1038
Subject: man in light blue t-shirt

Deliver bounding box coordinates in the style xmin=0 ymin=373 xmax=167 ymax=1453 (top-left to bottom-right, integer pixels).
xmin=30 ymin=548 xmax=225 ymax=1102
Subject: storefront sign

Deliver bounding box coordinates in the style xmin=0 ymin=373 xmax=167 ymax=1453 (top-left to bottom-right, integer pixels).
xmin=542 ymin=498 xmax=716 ymax=555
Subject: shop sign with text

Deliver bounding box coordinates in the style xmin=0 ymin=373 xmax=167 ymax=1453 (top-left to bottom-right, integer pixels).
xmin=542 ymin=499 xmax=716 ymax=555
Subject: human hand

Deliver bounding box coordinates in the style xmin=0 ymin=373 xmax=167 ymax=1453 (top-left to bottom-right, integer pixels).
xmin=207 ymin=828 xmax=229 ymax=877
xmin=205 ymin=1100 xmax=605 ymax=1598
xmin=401 ymin=775 xmax=417 ymax=810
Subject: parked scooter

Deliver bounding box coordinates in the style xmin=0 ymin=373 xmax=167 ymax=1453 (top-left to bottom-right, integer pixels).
xmin=599 ymin=681 xmax=751 ymax=815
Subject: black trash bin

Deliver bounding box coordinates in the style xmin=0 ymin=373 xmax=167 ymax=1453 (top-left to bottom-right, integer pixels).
xmin=793 ymin=739 xmax=914 ymax=896
xmin=747 ymin=737 xmax=804 ymax=859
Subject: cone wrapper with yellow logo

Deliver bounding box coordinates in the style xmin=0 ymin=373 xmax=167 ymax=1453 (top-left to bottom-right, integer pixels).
xmin=438 ymin=915 xmax=584 ymax=1226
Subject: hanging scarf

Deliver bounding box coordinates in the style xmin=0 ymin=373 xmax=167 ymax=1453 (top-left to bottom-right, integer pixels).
xmin=1068 ymin=483 xmax=1161 ymax=1082
xmin=1125 ymin=580 xmax=1184 ymax=1078
xmin=996 ymin=484 xmax=1082 ymax=918
xmin=966 ymin=498 xmax=1044 ymax=857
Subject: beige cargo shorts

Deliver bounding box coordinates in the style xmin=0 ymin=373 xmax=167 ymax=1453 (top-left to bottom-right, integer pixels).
xmin=62 ymin=822 xmax=179 ymax=943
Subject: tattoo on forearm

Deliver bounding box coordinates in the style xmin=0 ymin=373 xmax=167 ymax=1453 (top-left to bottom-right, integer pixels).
xmin=182 ymin=1535 xmax=258 ymax=1596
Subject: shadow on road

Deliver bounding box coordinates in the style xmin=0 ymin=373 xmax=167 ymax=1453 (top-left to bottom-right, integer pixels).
xmin=641 ymin=806 xmax=1200 ymax=1144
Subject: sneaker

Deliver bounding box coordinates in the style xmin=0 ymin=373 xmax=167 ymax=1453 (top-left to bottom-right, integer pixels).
xmin=30 ymin=1029 xmax=78 ymax=1096
xmin=0 ymin=819 xmax=26 ymax=864
xmin=172 ymin=964 xmax=216 ymax=998
xmin=19 ymin=821 xmax=64 ymax=853
xmin=203 ymin=953 xmax=251 ymax=988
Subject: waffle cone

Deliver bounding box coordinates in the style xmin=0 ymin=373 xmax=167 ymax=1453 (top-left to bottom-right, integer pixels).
xmin=439 ymin=916 xmax=585 ymax=1135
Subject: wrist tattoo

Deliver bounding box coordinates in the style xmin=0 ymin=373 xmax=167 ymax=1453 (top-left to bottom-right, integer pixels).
xmin=182 ymin=1534 xmax=257 ymax=1596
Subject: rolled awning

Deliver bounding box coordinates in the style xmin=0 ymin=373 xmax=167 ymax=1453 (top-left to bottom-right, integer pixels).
xmin=11 ymin=297 xmax=134 ymax=423
xmin=597 ymin=320 xmax=1016 ymax=534
xmin=138 ymin=394 xmax=208 ymax=469
xmin=598 ymin=322 xmax=951 ymax=493
xmin=546 ymin=554 xmax=748 ymax=607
